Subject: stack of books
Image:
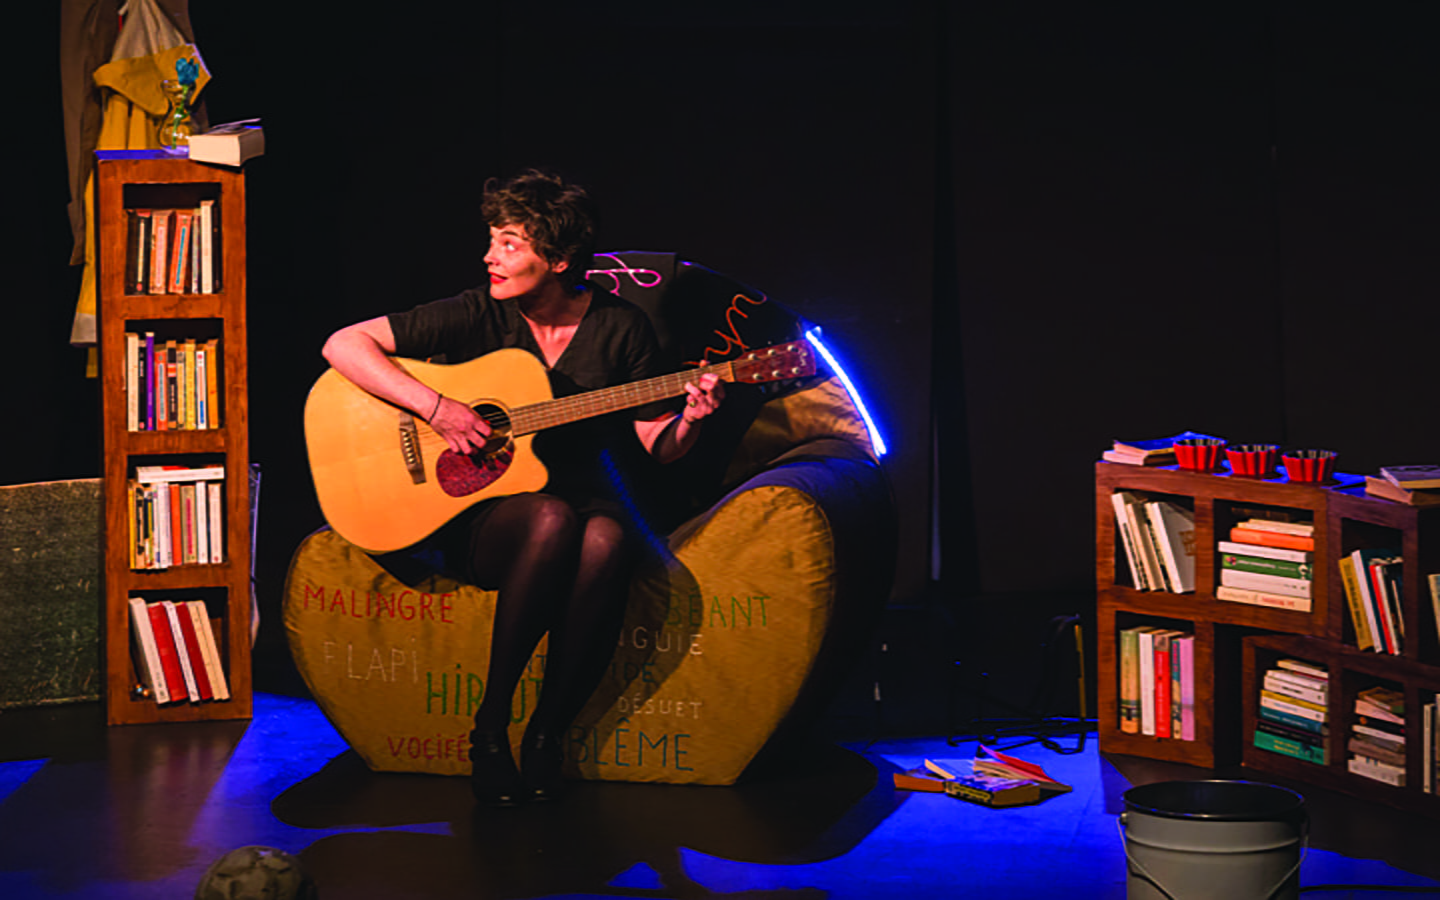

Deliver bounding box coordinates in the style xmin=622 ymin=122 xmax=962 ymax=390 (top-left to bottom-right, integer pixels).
xmin=1215 ymin=515 xmax=1315 ymax=613
xmin=1118 ymin=626 xmax=1195 ymax=740
xmin=127 ymin=596 xmax=230 ymax=705
xmin=123 ymin=331 xmax=222 ymax=432
xmin=1350 ymin=686 xmax=1406 ymax=786
xmin=1339 ymin=548 xmax=1404 ymax=654
xmin=128 ymin=464 xmax=225 ymax=570
xmin=123 ymin=201 xmax=221 ymax=295
xmin=1111 ymin=492 xmax=1196 ymax=593
xmin=1255 ymin=658 xmax=1328 ymax=765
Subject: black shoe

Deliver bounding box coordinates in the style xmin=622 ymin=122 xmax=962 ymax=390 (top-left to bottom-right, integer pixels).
xmin=469 ymin=730 xmax=525 ymax=808
xmin=520 ymin=728 xmax=566 ymax=802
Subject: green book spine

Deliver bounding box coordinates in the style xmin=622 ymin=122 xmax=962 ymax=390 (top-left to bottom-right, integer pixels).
xmin=1254 ymin=728 xmax=1327 ymax=765
xmin=1220 ymin=553 xmax=1312 ymax=580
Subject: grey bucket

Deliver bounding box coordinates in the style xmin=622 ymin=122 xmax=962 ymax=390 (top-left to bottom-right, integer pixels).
xmin=1120 ymin=780 xmax=1307 ymax=900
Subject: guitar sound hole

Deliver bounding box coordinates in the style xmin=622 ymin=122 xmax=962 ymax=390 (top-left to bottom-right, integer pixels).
xmin=434 ymin=403 xmax=514 ymax=498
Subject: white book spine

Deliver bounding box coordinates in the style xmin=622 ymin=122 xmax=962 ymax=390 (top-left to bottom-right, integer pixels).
xmin=1217 ymin=541 xmax=1313 ymax=564
xmin=162 ymin=600 xmax=200 ymax=702
xmin=208 ymin=481 xmax=224 ymax=563
xmin=187 ymin=600 xmax=230 ymax=701
xmin=1219 ymin=568 xmax=1312 ymax=599
xmin=1263 ymin=672 xmax=1327 ymax=705
xmin=1138 ymin=629 xmax=1157 ymax=736
xmin=127 ymin=596 xmax=169 ymax=704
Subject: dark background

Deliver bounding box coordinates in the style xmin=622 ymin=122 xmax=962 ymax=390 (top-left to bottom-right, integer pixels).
xmin=11 ymin=3 xmax=1438 ymax=700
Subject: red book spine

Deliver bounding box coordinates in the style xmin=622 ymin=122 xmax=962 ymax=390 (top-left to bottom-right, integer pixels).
xmin=146 ymin=603 xmax=188 ymax=702
xmin=174 ymin=605 xmax=213 ymax=700
xmin=1154 ymin=636 xmax=1172 ymax=739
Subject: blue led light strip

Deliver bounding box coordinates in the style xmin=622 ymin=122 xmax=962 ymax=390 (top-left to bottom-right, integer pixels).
xmin=804 ymin=328 xmax=888 ymax=457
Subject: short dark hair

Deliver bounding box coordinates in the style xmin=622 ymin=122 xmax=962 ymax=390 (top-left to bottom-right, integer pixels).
xmin=481 ymin=170 xmax=598 ymax=289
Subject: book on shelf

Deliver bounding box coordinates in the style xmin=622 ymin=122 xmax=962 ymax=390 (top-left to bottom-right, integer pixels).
xmin=1228 ymin=527 xmax=1315 ymax=553
xmin=1348 ymin=736 xmax=1405 ymax=767
xmin=1119 ymin=627 xmax=1141 ymax=734
xmin=1338 ymin=556 xmax=1378 ymax=651
xmin=1255 ymin=728 xmax=1327 ymax=765
xmin=1431 ymin=574 xmax=1440 ymax=652
xmin=160 ymin=600 xmax=201 ymax=702
xmin=186 ymin=599 xmax=230 ymax=701
xmin=187 ymin=120 xmax=265 ymax=167
xmin=1276 ymin=657 xmax=1328 ymax=680
xmin=1216 ymin=541 xmax=1312 ymax=565
xmin=1219 ymin=568 xmax=1312 ymax=600
xmin=1215 ymin=585 xmax=1312 ymax=613
xmin=1171 ymin=634 xmax=1195 ymax=741
xmin=1219 ymin=552 xmax=1312 ymax=581
xmin=1146 ymin=501 xmax=1196 ymax=592
xmin=1348 ymin=756 xmax=1405 ymax=787
xmin=144 ymin=601 xmax=188 ymax=702
xmin=1235 ymin=518 xmax=1314 ymax=537
xmin=171 ymin=598 xmax=213 ymax=701
xmin=1261 ymin=691 xmax=1326 ymax=725
xmin=127 ymin=596 xmax=170 ymax=704
xmin=1380 ymin=465 xmax=1440 ymax=491
xmin=1257 ymin=717 xmax=1326 ymax=748
xmin=1365 ymin=475 xmax=1440 ymax=507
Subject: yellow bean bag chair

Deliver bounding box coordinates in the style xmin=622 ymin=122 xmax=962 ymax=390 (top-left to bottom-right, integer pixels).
xmin=284 ymin=254 xmax=897 ymax=784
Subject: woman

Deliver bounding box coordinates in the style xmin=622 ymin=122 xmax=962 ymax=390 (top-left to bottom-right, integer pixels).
xmin=322 ymin=170 xmax=723 ymax=805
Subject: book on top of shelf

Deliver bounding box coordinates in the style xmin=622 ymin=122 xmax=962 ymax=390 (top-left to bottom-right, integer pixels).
xmin=1380 ymin=465 xmax=1440 ymax=491
xmin=187 ymin=120 xmax=265 ymax=168
xmin=1365 ymin=475 xmax=1440 ymax=507
xmin=1114 ymin=431 xmax=1223 ymax=454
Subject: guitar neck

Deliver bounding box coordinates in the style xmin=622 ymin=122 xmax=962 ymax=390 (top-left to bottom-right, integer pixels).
xmin=510 ymin=360 xmax=734 ymax=434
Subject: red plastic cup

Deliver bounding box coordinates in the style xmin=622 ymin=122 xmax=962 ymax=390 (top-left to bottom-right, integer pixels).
xmin=1282 ymin=450 xmax=1336 ymax=483
xmin=1174 ymin=438 xmax=1225 ymax=472
xmin=1226 ymin=444 xmax=1279 ymax=477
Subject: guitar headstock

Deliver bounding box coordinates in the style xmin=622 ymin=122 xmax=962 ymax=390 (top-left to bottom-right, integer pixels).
xmin=729 ymin=341 xmax=817 ymax=384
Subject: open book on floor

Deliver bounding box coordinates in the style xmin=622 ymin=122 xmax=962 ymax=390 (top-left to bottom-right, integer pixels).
xmin=892 ymin=746 xmax=1072 ymax=807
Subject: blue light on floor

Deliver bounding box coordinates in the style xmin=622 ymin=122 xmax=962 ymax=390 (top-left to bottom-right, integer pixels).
xmin=804 ymin=328 xmax=888 ymax=457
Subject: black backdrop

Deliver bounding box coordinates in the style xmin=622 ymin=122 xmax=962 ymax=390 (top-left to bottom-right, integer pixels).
xmin=11 ymin=3 xmax=1438 ymax=690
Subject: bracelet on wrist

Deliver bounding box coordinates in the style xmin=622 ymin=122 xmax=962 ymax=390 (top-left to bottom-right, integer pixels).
xmin=428 ymin=393 xmax=444 ymax=422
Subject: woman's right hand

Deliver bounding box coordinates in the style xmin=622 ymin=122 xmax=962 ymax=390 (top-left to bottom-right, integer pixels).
xmin=428 ymin=395 xmax=493 ymax=455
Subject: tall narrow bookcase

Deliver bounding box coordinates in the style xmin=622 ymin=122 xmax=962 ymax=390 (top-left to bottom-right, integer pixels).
xmin=96 ymin=151 xmax=253 ymax=726
xmin=1096 ymin=461 xmax=1440 ymax=816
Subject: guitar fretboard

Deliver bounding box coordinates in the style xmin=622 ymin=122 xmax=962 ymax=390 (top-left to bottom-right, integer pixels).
xmin=508 ymin=360 xmax=735 ymax=434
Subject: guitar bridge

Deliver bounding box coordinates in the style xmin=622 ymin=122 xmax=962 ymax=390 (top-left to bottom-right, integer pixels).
xmin=398 ymin=412 xmax=426 ymax=484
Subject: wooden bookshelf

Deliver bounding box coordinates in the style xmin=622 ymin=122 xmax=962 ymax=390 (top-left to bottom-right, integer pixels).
xmin=1097 ymin=460 xmax=1440 ymax=814
xmin=96 ymin=152 xmax=253 ymax=725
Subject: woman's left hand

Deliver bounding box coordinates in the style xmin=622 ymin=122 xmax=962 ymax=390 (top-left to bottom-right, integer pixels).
xmin=682 ymin=373 xmax=724 ymax=424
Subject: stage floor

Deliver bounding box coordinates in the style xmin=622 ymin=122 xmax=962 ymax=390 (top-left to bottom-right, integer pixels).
xmin=1 ymin=693 xmax=1438 ymax=899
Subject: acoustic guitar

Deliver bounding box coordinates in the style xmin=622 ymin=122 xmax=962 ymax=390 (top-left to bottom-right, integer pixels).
xmin=304 ymin=341 xmax=816 ymax=552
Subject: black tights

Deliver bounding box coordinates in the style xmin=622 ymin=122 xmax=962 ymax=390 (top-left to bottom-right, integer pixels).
xmin=465 ymin=493 xmax=634 ymax=737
